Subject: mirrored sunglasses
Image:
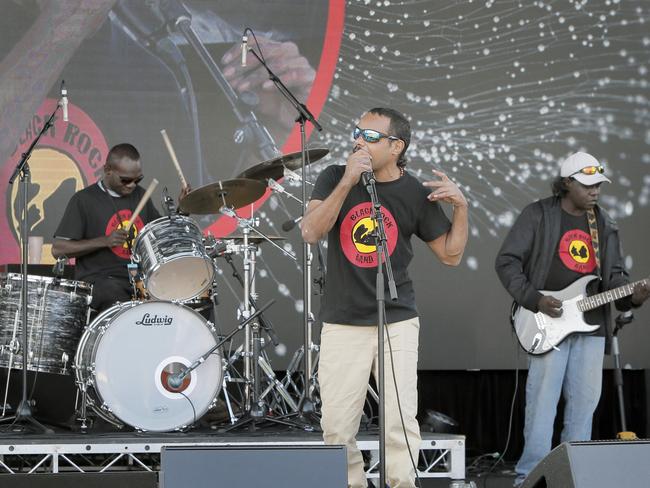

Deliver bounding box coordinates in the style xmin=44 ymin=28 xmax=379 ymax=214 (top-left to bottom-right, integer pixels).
xmin=353 ymin=126 xmax=400 ymax=143
xmin=570 ymin=165 xmax=604 ymax=176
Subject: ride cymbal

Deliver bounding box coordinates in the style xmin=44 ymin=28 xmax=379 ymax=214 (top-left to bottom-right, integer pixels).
xmin=179 ymin=178 xmax=266 ymax=214
xmin=238 ymin=148 xmax=329 ymax=181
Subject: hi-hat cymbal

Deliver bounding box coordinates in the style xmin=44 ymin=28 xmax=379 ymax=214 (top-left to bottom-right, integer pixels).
xmin=238 ymin=148 xmax=329 ymax=181
xmin=179 ymin=178 xmax=266 ymax=214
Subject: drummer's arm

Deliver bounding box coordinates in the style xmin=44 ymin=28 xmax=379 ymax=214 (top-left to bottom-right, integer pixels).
xmin=52 ymin=231 xmax=127 ymax=259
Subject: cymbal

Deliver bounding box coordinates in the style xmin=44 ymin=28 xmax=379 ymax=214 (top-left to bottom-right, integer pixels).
xmin=237 ymin=148 xmax=329 ymax=181
xmin=179 ymin=178 xmax=266 ymax=214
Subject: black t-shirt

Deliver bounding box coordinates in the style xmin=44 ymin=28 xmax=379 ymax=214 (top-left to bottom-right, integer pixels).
xmin=54 ymin=183 xmax=161 ymax=282
xmin=544 ymin=209 xmax=605 ymax=332
xmin=311 ymin=165 xmax=452 ymax=325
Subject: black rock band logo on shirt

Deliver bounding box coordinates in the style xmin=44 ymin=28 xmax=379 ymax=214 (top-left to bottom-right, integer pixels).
xmin=340 ymin=203 xmax=398 ymax=268
xmin=558 ymin=229 xmax=596 ymax=274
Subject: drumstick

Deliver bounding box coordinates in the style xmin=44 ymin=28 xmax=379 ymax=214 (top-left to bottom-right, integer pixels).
xmin=124 ymin=178 xmax=159 ymax=232
xmin=160 ymin=129 xmax=188 ymax=189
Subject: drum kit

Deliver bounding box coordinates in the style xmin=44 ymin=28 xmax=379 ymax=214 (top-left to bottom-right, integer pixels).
xmin=0 ymin=148 xmax=329 ymax=433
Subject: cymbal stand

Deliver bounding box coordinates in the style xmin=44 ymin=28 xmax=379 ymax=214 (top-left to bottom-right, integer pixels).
xmin=269 ymin=179 xmax=324 ymax=414
xmin=219 ymin=217 xmax=302 ymax=431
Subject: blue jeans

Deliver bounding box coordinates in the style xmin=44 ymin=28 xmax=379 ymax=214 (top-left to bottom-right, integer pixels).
xmin=514 ymin=335 xmax=605 ymax=486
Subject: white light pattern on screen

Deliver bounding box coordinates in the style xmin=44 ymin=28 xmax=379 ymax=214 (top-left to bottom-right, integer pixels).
xmin=222 ymin=0 xmax=650 ymax=314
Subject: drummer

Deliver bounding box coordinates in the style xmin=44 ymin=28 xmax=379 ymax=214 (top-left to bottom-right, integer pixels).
xmin=52 ymin=143 xmax=188 ymax=313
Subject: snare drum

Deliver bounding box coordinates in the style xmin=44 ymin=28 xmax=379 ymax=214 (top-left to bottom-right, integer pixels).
xmin=133 ymin=215 xmax=215 ymax=302
xmin=74 ymin=300 xmax=222 ymax=431
xmin=0 ymin=273 xmax=92 ymax=375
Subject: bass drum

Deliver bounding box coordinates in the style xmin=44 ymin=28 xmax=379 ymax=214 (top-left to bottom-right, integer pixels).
xmin=75 ymin=301 xmax=222 ymax=432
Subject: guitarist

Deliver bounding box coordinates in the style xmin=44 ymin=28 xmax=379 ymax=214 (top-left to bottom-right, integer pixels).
xmin=494 ymin=151 xmax=650 ymax=486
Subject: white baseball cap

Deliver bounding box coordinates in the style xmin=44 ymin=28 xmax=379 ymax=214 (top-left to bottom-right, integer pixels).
xmin=560 ymin=152 xmax=611 ymax=185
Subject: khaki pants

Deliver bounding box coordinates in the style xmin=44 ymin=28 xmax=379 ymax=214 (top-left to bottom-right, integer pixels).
xmin=319 ymin=318 xmax=421 ymax=488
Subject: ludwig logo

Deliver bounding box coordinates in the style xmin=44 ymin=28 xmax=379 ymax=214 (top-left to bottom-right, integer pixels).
xmin=135 ymin=313 xmax=174 ymax=326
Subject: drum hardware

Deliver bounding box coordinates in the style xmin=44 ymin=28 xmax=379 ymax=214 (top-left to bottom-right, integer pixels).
xmin=215 ymin=216 xmax=308 ymax=432
xmin=283 ymin=166 xmax=315 ymax=187
xmin=267 ymin=178 xmax=303 ymax=205
xmin=219 ymin=206 xmax=297 ymax=262
xmin=218 ymin=252 xmax=301 ymax=422
xmin=281 ymin=346 xmax=321 ymax=413
xmin=220 ymin=369 xmax=238 ymax=425
xmin=262 ymin=170 xmax=326 ymax=418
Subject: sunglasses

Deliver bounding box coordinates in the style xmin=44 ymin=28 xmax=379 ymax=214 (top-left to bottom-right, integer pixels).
xmin=118 ymin=175 xmax=144 ymax=185
xmin=353 ymin=126 xmax=400 ymax=143
xmin=570 ymin=165 xmax=604 ymax=176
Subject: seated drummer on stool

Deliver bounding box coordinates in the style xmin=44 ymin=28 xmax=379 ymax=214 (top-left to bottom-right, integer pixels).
xmin=52 ymin=143 xmax=188 ymax=314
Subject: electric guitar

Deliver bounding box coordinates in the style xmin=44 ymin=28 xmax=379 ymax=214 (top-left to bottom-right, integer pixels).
xmin=513 ymin=274 xmax=648 ymax=355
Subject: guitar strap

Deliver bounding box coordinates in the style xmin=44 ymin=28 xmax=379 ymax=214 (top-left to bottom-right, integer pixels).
xmin=586 ymin=208 xmax=601 ymax=279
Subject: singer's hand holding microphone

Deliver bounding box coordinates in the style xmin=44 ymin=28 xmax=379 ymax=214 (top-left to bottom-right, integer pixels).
xmin=343 ymin=146 xmax=373 ymax=187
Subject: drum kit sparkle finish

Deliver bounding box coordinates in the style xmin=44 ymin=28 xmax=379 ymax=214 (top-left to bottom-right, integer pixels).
xmin=0 ymin=149 xmax=328 ymax=432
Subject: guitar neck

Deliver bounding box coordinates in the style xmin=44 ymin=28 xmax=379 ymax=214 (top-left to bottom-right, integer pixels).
xmin=578 ymin=278 xmax=648 ymax=312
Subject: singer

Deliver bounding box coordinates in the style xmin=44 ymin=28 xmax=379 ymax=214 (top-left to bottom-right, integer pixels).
xmin=301 ymin=108 xmax=468 ymax=488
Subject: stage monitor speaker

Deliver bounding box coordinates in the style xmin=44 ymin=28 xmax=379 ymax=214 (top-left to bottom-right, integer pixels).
xmin=522 ymin=440 xmax=650 ymax=488
xmin=160 ymin=444 xmax=347 ymax=488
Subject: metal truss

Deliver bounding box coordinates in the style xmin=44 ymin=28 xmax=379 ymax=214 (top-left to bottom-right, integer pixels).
xmin=0 ymin=433 xmax=466 ymax=481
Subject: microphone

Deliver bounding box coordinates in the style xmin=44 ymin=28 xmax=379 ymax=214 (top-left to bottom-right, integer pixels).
xmin=61 ymin=81 xmax=68 ymax=122
xmin=282 ymin=216 xmax=303 ymax=232
xmin=361 ymin=171 xmax=375 ymax=187
xmin=167 ymin=369 xmax=187 ymax=389
xmin=353 ymin=146 xmax=374 ymax=187
xmin=241 ymin=34 xmax=248 ymax=67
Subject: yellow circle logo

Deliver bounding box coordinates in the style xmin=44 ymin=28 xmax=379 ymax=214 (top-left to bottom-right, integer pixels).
xmin=352 ymin=217 xmax=376 ymax=254
xmin=569 ymin=239 xmax=590 ymax=264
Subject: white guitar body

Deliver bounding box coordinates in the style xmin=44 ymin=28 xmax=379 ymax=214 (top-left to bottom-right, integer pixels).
xmin=513 ymin=275 xmax=599 ymax=355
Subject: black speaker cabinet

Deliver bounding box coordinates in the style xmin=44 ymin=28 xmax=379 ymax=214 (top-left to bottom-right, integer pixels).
xmin=522 ymin=440 xmax=650 ymax=488
xmin=160 ymin=444 xmax=347 ymax=488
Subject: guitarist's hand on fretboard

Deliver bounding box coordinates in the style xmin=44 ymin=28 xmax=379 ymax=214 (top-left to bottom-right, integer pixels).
xmin=538 ymin=295 xmax=563 ymax=318
xmin=631 ymin=282 xmax=650 ymax=307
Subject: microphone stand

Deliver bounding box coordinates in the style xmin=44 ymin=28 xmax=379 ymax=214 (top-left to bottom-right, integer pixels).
xmin=246 ymin=36 xmax=323 ymax=422
xmin=612 ymin=311 xmax=636 ymax=439
xmin=167 ymin=300 xmax=274 ymax=389
xmin=0 ymin=98 xmax=63 ymax=434
xmin=363 ymin=173 xmax=398 ymax=488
